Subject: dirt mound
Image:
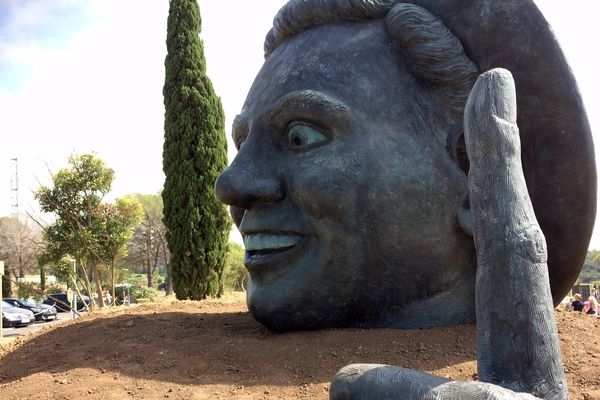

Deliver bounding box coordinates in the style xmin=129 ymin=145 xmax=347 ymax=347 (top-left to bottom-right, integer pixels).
xmin=0 ymin=295 xmax=599 ymax=400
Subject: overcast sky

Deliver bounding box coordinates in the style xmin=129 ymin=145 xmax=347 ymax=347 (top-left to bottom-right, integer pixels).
xmin=0 ymin=1 xmax=599 ymax=247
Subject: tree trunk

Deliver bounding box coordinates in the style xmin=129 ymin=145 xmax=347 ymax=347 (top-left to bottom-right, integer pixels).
xmin=151 ymin=243 xmax=161 ymax=288
xmin=79 ymin=260 xmax=97 ymax=310
xmin=9 ymin=268 xmax=18 ymax=296
xmin=166 ymin=264 xmax=173 ymax=295
xmin=1 ymin=275 xmax=11 ymax=297
xmin=77 ymin=258 xmax=94 ymax=311
xmin=39 ymin=265 xmax=45 ymax=291
xmin=162 ymin=241 xmax=173 ymax=295
xmin=91 ymin=263 xmax=104 ymax=308
xmin=145 ymin=233 xmax=153 ymax=288
xmin=70 ymin=274 xmax=87 ymax=315
xmin=146 ymin=261 xmax=153 ymax=288
xmin=111 ymin=256 xmax=116 ymax=307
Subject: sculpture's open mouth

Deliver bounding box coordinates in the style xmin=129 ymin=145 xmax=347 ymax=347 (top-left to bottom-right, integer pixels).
xmin=243 ymin=233 xmax=303 ymax=267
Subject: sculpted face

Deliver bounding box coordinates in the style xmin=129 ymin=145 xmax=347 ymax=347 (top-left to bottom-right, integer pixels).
xmin=216 ymin=21 xmax=476 ymax=331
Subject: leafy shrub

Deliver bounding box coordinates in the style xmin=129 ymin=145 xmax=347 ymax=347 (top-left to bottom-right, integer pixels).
xmin=578 ymin=263 xmax=600 ymax=283
xmin=45 ymin=285 xmax=65 ymax=294
xmin=223 ymin=242 xmax=248 ymax=291
xmin=132 ymin=286 xmax=156 ymax=301
xmin=17 ymin=282 xmax=42 ymax=301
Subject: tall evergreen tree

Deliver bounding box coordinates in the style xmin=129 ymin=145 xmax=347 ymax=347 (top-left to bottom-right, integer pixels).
xmin=162 ymin=0 xmax=231 ymax=300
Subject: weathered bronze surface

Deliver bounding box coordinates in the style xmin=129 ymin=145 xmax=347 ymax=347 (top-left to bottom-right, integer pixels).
xmin=216 ymin=0 xmax=595 ymax=332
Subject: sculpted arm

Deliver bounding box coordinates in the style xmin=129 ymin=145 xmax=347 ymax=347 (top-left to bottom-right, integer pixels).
xmin=329 ymin=69 xmax=567 ymax=400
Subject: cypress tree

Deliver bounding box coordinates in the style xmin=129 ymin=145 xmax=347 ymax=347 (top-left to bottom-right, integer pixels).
xmin=162 ymin=0 xmax=231 ymax=300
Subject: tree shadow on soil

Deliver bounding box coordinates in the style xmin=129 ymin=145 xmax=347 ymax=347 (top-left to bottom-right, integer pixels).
xmin=0 ymin=310 xmax=477 ymax=386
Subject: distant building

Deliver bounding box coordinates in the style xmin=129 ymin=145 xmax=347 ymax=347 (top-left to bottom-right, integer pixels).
xmin=17 ymin=274 xmax=57 ymax=285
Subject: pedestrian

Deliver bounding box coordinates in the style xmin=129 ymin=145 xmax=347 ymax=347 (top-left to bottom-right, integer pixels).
xmin=571 ymin=293 xmax=585 ymax=312
xmin=584 ymin=296 xmax=598 ymax=316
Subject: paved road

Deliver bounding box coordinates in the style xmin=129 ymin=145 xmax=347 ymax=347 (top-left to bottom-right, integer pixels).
xmin=1 ymin=311 xmax=80 ymax=343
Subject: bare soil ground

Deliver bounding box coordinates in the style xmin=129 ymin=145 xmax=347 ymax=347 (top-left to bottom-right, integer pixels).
xmin=0 ymin=293 xmax=599 ymax=400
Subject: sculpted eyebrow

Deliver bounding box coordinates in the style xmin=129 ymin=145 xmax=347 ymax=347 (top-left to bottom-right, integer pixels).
xmin=268 ymin=90 xmax=350 ymax=123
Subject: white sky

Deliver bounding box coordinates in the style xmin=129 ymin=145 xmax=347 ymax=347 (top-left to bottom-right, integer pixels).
xmin=0 ymin=1 xmax=599 ymax=247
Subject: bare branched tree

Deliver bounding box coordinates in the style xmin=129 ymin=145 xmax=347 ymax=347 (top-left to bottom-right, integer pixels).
xmin=123 ymin=193 xmax=171 ymax=293
xmin=0 ymin=215 xmax=44 ymax=295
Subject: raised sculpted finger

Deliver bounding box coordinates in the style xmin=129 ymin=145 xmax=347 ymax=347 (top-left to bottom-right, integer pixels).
xmin=463 ymin=69 xmax=567 ymax=400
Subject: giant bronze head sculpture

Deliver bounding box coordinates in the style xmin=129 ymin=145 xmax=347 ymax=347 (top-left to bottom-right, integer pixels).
xmin=216 ymin=0 xmax=595 ymax=332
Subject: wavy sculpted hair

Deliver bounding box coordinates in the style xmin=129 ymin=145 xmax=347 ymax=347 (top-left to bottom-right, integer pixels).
xmin=264 ymin=0 xmax=479 ymax=148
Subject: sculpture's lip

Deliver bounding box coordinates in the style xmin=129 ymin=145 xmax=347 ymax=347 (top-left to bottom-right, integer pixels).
xmin=242 ymin=231 xmax=306 ymax=270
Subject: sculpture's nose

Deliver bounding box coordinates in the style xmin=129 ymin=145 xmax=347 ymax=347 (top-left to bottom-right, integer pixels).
xmin=215 ymin=151 xmax=283 ymax=211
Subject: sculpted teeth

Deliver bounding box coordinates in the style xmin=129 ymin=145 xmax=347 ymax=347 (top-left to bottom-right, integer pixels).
xmin=244 ymin=233 xmax=300 ymax=251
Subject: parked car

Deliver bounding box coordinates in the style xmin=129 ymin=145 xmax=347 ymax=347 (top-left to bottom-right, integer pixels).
xmin=42 ymin=293 xmax=90 ymax=312
xmin=3 ymin=298 xmax=57 ymax=322
xmin=1 ymin=300 xmax=35 ymax=328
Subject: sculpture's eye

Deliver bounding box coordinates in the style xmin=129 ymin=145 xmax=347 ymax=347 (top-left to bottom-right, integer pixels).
xmin=287 ymin=122 xmax=328 ymax=150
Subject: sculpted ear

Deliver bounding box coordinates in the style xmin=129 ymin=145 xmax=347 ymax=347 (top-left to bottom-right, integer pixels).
xmin=446 ymin=123 xmax=473 ymax=237
xmin=457 ymin=202 xmax=473 ymax=237
xmin=446 ymin=123 xmax=469 ymax=175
